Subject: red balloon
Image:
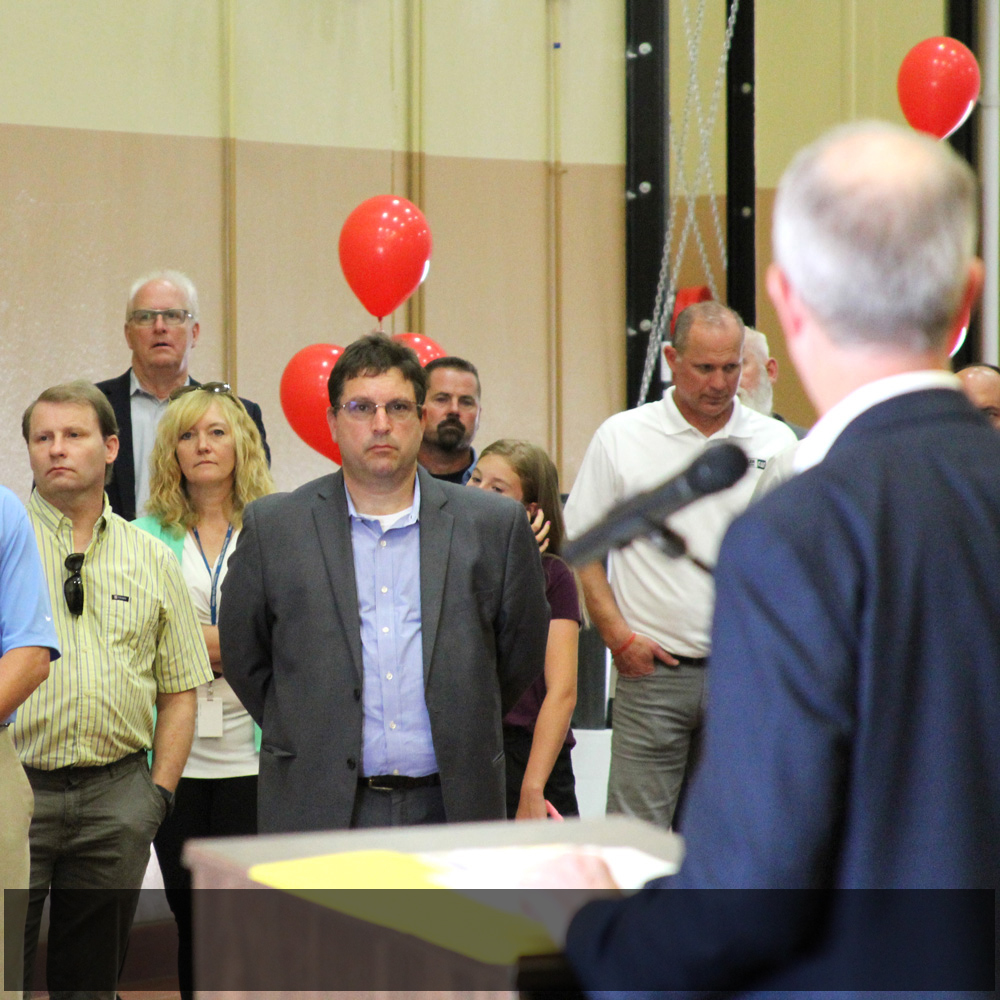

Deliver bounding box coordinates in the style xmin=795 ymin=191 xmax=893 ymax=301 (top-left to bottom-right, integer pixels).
xmin=280 ymin=343 xmax=343 ymax=464
xmin=898 ymin=37 xmax=980 ymax=139
xmin=339 ymin=196 xmax=433 ymax=320
xmin=392 ymin=332 xmax=446 ymax=366
xmin=670 ymin=285 xmax=713 ymax=336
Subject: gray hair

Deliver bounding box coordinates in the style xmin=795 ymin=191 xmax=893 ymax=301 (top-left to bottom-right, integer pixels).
xmin=742 ymin=327 xmax=770 ymax=366
xmin=737 ymin=327 xmax=774 ymax=415
xmin=773 ymin=121 xmax=978 ymax=351
xmin=672 ymin=301 xmax=745 ymax=355
xmin=126 ymin=270 xmax=199 ymax=320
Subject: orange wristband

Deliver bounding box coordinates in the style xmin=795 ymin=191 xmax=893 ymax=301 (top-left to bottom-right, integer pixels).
xmin=611 ymin=632 xmax=637 ymax=658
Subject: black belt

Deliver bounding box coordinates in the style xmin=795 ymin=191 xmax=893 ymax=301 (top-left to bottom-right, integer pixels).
xmin=359 ymin=772 xmax=441 ymax=791
xmin=670 ymin=654 xmax=708 ymax=667
xmin=22 ymin=749 xmax=147 ymax=778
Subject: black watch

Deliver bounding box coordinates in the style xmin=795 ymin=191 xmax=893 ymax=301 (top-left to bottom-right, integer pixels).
xmin=155 ymin=783 xmax=175 ymax=817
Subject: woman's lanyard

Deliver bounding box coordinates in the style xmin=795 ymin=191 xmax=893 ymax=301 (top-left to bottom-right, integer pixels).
xmin=192 ymin=524 xmax=234 ymax=626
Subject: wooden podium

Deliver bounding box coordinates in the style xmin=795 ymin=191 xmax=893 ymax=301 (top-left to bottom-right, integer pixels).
xmin=184 ymin=815 xmax=681 ymax=998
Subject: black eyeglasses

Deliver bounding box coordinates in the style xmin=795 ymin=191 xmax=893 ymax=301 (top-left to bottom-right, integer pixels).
xmin=169 ymin=382 xmax=234 ymax=402
xmin=64 ymin=553 xmax=85 ymax=616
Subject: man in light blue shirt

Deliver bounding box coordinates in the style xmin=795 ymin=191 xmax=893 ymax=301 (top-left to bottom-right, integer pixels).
xmin=0 ymin=486 xmax=59 ymax=1000
xmin=347 ymin=479 xmax=437 ymax=787
xmin=222 ymin=334 xmax=549 ymax=831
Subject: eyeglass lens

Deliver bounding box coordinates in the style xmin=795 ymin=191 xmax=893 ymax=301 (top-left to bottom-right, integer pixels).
xmin=341 ymin=399 xmax=419 ymax=421
xmin=63 ymin=552 xmax=84 ymax=616
xmin=129 ymin=309 xmax=191 ymax=327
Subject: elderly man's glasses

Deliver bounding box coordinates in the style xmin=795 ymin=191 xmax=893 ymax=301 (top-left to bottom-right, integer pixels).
xmin=64 ymin=553 xmax=84 ymax=616
xmin=128 ymin=309 xmax=193 ymax=327
xmin=338 ymin=399 xmax=421 ymax=423
xmin=169 ymin=382 xmax=234 ymax=402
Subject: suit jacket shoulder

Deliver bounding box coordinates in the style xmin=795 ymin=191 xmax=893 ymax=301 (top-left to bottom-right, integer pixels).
xmin=96 ymin=370 xmax=136 ymax=520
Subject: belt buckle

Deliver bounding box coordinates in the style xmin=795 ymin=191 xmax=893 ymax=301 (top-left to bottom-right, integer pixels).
xmin=365 ymin=776 xmax=395 ymax=792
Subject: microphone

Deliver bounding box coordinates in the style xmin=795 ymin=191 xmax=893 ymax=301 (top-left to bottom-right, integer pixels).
xmin=563 ymin=442 xmax=749 ymax=567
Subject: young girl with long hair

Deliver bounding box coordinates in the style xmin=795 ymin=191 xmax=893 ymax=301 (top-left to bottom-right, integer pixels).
xmin=469 ymin=439 xmax=581 ymax=819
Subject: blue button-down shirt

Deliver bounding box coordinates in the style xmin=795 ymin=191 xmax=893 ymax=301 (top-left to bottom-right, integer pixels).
xmin=346 ymin=478 xmax=437 ymax=777
xmin=129 ymin=370 xmax=192 ymax=517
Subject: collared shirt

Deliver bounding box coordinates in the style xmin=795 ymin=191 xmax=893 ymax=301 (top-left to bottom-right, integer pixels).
xmin=15 ymin=491 xmax=212 ymax=769
xmin=564 ymin=388 xmax=796 ymax=656
xmin=794 ymin=371 xmax=961 ymax=473
xmin=346 ymin=476 xmax=436 ymax=777
xmin=0 ymin=487 xmax=60 ymax=724
xmin=130 ymin=369 xmax=192 ymax=517
xmin=426 ymin=447 xmax=478 ymax=486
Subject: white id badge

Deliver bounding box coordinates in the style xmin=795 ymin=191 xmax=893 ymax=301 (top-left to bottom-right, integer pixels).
xmin=197 ymin=687 xmax=224 ymax=738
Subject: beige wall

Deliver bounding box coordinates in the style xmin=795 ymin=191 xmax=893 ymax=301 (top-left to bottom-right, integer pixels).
xmin=0 ymin=0 xmax=951 ymax=499
xmin=754 ymin=0 xmax=945 ymax=427
xmin=0 ymin=1 xmax=624 ymax=500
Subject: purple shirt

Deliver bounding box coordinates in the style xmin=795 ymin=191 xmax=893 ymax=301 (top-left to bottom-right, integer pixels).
xmin=503 ymin=554 xmax=580 ymax=745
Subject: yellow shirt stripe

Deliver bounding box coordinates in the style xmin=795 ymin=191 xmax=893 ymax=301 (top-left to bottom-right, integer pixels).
xmin=15 ymin=491 xmax=212 ymax=769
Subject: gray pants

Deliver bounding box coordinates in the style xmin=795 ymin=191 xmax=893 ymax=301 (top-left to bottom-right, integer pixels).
xmin=350 ymin=782 xmax=447 ymax=828
xmin=606 ymin=661 xmax=708 ymax=829
xmin=0 ymin=727 xmax=32 ymax=1000
xmin=21 ymin=752 xmax=165 ymax=1000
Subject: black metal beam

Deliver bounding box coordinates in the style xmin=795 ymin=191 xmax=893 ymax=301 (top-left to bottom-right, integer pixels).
xmin=726 ymin=0 xmax=756 ymax=326
xmin=947 ymin=0 xmax=979 ymax=366
xmin=624 ymin=0 xmax=669 ymax=406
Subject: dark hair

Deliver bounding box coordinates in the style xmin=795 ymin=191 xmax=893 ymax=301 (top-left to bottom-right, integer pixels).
xmin=672 ymin=301 xmax=745 ymax=354
xmin=424 ymin=356 xmax=481 ymax=398
xmin=22 ymin=380 xmax=119 ymax=485
xmin=327 ymin=334 xmax=428 ymax=409
xmin=956 ymin=362 xmax=1000 ymax=378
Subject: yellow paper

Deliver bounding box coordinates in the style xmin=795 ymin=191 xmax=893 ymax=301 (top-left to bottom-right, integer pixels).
xmin=248 ymin=848 xmax=556 ymax=964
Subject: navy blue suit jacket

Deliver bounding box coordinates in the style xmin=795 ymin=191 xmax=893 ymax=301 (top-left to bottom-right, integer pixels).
xmin=566 ymin=389 xmax=999 ymax=996
xmin=96 ymin=369 xmax=269 ymax=521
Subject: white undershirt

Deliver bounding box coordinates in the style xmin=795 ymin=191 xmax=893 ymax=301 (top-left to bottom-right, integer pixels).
xmin=180 ymin=527 xmax=258 ymax=778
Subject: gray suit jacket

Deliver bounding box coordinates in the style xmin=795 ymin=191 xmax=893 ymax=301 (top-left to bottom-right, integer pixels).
xmin=220 ymin=466 xmax=549 ymax=833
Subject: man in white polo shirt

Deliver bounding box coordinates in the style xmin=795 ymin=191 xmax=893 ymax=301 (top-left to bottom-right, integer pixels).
xmin=564 ymin=301 xmax=796 ymax=828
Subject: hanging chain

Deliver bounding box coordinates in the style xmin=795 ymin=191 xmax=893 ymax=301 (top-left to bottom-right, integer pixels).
xmin=636 ymin=0 xmax=742 ymax=407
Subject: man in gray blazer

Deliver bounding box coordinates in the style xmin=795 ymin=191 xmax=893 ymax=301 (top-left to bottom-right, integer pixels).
xmin=220 ymin=334 xmax=549 ymax=832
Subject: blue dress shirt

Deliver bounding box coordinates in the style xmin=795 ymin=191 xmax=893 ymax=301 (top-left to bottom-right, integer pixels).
xmin=346 ymin=478 xmax=437 ymax=777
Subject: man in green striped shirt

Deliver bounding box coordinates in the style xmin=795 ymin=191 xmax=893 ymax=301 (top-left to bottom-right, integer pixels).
xmin=15 ymin=380 xmax=212 ymax=999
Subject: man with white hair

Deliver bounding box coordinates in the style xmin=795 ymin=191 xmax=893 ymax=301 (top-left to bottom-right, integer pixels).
xmin=738 ymin=326 xmax=807 ymax=438
xmin=97 ymin=271 xmax=269 ymax=520
xmin=531 ymin=122 xmax=996 ymax=993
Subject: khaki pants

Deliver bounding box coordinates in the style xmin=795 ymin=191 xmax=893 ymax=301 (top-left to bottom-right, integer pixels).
xmin=0 ymin=727 xmax=32 ymax=1000
xmin=606 ymin=661 xmax=708 ymax=829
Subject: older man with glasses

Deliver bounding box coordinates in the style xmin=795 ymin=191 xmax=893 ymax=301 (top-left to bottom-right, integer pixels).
xmin=96 ymin=270 xmax=269 ymax=521
xmin=16 ymin=380 xmax=211 ymax=999
xmin=221 ymin=333 xmax=549 ymax=832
